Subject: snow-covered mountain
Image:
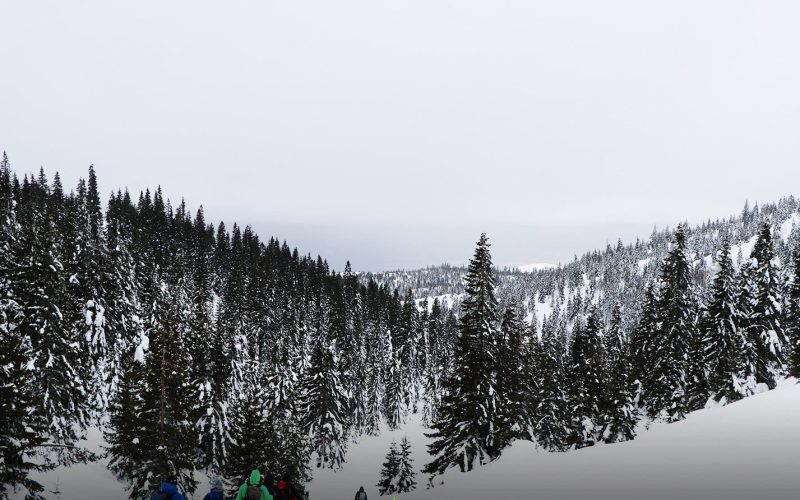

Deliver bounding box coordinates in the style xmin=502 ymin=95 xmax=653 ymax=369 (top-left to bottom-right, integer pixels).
xmin=368 ymin=197 xmax=800 ymax=334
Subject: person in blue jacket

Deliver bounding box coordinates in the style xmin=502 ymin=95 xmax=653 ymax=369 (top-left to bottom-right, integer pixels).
xmin=151 ymin=477 xmax=186 ymax=500
xmin=203 ymin=478 xmax=225 ymax=500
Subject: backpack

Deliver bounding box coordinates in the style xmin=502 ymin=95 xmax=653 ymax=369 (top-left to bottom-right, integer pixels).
xmin=245 ymin=484 xmax=262 ymax=500
xmin=356 ymin=491 xmax=367 ymax=500
xmin=151 ymin=492 xmax=174 ymax=500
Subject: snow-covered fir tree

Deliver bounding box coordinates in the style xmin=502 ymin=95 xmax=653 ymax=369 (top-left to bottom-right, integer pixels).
xmin=0 ymin=176 xmax=51 ymax=497
xmin=567 ymin=308 xmax=606 ymax=447
xmin=12 ymin=170 xmax=96 ymax=463
xmin=496 ymin=306 xmax=533 ymax=444
xmin=104 ymin=347 xmax=149 ymax=499
xmin=742 ymin=223 xmax=788 ymax=389
xmin=701 ymin=240 xmax=745 ymax=403
xmin=376 ymin=441 xmax=400 ymax=495
xmin=788 ymin=248 xmax=800 ymax=377
xmin=224 ymin=383 xmax=277 ymax=492
xmin=533 ymin=314 xmax=571 ymax=452
xmin=0 ymin=154 xmax=51 ymax=499
xmin=396 ymin=436 xmax=417 ymax=493
xmin=298 ymin=335 xmax=351 ymax=470
xmin=424 ymin=233 xmax=502 ymax=476
xmin=639 ymin=225 xmax=700 ymax=421
xmin=107 ymin=282 xmax=198 ymax=498
xmin=602 ymin=304 xmax=638 ymax=443
xmin=376 ymin=437 xmax=416 ymax=495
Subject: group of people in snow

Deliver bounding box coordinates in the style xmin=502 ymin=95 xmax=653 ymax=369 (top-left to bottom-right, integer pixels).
xmin=149 ymin=469 xmax=302 ymax=500
xmin=150 ymin=472 xmax=377 ymax=499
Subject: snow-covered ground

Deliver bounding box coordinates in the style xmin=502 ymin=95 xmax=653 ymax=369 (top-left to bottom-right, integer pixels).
xmin=13 ymin=379 xmax=799 ymax=500
xmin=312 ymin=378 xmax=800 ymax=500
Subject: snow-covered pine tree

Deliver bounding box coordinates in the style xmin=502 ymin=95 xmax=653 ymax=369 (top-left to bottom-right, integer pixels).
xmin=272 ymin=412 xmax=312 ymax=495
xmin=602 ymin=305 xmax=638 ymax=443
xmin=396 ymin=436 xmax=417 ymax=493
xmin=193 ymin=319 xmax=232 ymax=474
xmin=685 ymin=308 xmax=710 ymax=412
xmin=496 ymin=306 xmax=531 ymax=445
xmin=605 ymin=303 xmax=625 ymax=361
xmin=263 ymin=310 xmax=312 ymax=487
xmin=224 ymin=382 xmax=277 ymax=492
xmin=701 ymin=241 xmax=745 ymax=403
xmin=640 ymin=225 xmax=700 ymax=421
xmin=743 ymin=223 xmax=788 ymax=388
xmin=384 ymin=353 xmax=407 ymax=430
xmin=217 ymin=223 xmax=254 ymax=400
xmin=376 ymin=436 xmax=417 ymax=495
xmin=0 ymin=151 xmax=11 ymax=215
xmin=190 ymin=209 xmax=232 ymax=474
xmin=52 ymin=173 xmax=123 ymax=421
xmin=533 ymin=314 xmax=570 ymax=452
xmin=376 ymin=441 xmax=400 ymax=495
xmin=13 ymin=172 xmax=96 ymax=460
xmin=104 ymin=346 xmax=149 ymax=500
xmin=0 ymin=173 xmax=51 ymax=497
xmin=733 ymin=262 xmax=762 ymax=396
xmin=342 ymin=264 xmax=374 ymax=435
xmin=631 ymin=282 xmax=658 ymax=391
xmin=788 ymin=247 xmax=800 ymax=378
xmin=102 ymin=190 xmax=144 ymax=407
xmin=265 ymin=333 xmax=300 ymax=423
xmin=363 ymin=310 xmax=386 ymax=435
xmin=384 ymin=291 xmax=416 ymax=429
xmin=399 ymin=290 xmax=422 ymax=414
xmin=422 ymin=298 xmax=451 ymax=427
xmin=298 ymin=335 xmax=351 ymax=470
xmin=424 ymin=233 xmax=502 ymax=476
xmin=521 ymin=316 xmax=540 ymax=440
xmin=139 ymin=284 xmax=198 ymax=496
xmin=0 ymin=328 xmax=50 ymax=500
xmin=567 ymin=308 xmax=606 ymax=448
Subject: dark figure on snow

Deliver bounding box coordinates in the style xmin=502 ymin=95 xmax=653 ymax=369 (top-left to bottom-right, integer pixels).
xmin=355 ymin=486 xmax=368 ymax=500
xmin=262 ymin=471 xmax=278 ymax=497
xmin=275 ymin=473 xmax=301 ymax=500
xmin=202 ymin=478 xmax=225 ymax=500
xmin=151 ymin=477 xmax=186 ymax=500
xmin=236 ymin=469 xmax=274 ymax=500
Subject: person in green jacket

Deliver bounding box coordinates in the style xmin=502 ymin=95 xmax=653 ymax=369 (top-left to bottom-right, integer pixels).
xmin=236 ymin=469 xmax=273 ymax=500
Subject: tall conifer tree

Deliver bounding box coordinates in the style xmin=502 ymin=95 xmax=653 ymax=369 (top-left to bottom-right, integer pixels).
xmin=787 ymin=248 xmax=800 ymax=378
xmin=424 ymin=233 xmax=501 ymax=476
xmin=701 ymin=241 xmax=744 ymax=402
xmin=641 ymin=225 xmax=699 ymax=421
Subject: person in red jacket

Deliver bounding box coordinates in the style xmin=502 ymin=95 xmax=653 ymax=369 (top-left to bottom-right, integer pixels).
xmin=275 ymin=473 xmax=301 ymax=500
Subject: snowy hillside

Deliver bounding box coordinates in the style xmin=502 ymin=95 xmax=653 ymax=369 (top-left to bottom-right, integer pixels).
xmin=517 ymin=262 xmax=558 ymax=273
xmin=310 ymin=378 xmax=800 ymax=500
xmin=17 ymin=378 xmax=799 ymax=500
xmin=369 ymin=198 xmax=800 ymax=335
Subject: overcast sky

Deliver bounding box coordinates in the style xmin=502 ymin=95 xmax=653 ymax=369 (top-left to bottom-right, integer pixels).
xmin=2 ymin=1 xmax=800 ymax=270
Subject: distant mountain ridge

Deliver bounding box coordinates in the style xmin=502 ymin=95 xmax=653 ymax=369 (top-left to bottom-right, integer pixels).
xmin=364 ymin=197 xmax=800 ymax=333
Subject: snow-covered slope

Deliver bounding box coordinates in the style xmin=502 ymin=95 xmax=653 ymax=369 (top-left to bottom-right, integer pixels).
xmin=309 ymin=378 xmax=800 ymax=500
xmin=23 ymin=379 xmax=797 ymax=499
